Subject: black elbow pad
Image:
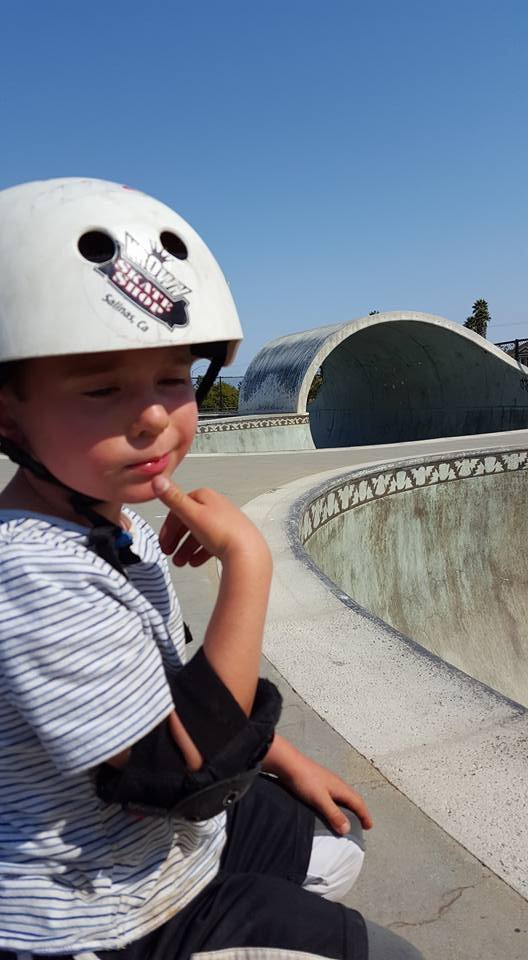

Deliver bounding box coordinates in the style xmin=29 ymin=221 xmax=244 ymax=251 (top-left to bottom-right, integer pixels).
xmin=96 ymin=648 xmax=282 ymax=821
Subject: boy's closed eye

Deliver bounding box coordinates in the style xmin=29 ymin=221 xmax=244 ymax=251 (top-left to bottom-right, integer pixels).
xmin=83 ymin=378 xmax=190 ymax=398
xmin=83 ymin=387 xmax=119 ymax=398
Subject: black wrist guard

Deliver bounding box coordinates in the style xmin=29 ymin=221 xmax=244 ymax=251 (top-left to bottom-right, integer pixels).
xmin=96 ymin=649 xmax=282 ymax=821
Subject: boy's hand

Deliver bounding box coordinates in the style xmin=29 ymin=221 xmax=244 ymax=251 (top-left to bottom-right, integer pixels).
xmin=263 ymin=735 xmax=373 ymax=834
xmin=153 ymin=475 xmax=270 ymax=568
xmin=283 ymin=755 xmax=373 ymax=835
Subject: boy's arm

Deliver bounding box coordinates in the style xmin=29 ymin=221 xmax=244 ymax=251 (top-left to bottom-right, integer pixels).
xmin=107 ymin=477 xmax=272 ymax=774
xmin=154 ymin=475 xmax=272 ymax=716
xmin=262 ymin=733 xmax=373 ymax=833
xmin=107 ymin=475 xmax=269 ymax=777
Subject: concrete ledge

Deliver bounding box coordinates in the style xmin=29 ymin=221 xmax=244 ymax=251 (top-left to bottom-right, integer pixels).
xmin=192 ymin=413 xmax=314 ymax=453
xmin=243 ymin=447 xmax=528 ymax=900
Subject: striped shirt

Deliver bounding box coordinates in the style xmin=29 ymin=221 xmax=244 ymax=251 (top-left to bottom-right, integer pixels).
xmin=0 ymin=509 xmax=226 ymax=955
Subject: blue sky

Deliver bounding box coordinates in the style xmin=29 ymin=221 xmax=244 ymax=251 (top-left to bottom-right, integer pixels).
xmin=1 ymin=0 xmax=527 ymax=373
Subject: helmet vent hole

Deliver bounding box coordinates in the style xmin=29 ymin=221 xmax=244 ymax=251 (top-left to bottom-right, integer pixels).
xmin=160 ymin=231 xmax=188 ymax=260
xmin=78 ymin=230 xmax=116 ymax=264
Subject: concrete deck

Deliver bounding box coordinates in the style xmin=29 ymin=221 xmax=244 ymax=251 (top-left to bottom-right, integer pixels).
xmin=1 ymin=428 xmax=527 ymax=958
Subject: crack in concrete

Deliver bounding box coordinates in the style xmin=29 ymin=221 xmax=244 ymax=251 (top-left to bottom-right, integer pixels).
xmin=356 ymin=778 xmax=387 ymax=791
xmin=388 ymin=882 xmax=480 ymax=930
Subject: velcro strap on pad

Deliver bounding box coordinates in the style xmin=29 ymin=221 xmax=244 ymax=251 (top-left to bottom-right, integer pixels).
xmin=174 ymin=770 xmax=257 ymax=820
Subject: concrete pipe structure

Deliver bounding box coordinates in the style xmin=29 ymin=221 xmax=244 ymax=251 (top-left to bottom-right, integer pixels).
xmin=239 ymin=311 xmax=528 ymax=447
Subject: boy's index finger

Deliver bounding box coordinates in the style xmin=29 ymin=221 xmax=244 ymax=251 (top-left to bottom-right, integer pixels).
xmin=151 ymin=475 xmax=196 ymax=517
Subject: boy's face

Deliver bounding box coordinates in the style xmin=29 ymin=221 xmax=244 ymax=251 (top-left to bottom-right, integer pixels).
xmin=3 ymin=345 xmax=198 ymax=507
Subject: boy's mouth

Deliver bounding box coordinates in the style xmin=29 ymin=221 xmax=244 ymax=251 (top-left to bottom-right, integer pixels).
xmin=126 ymin=452 xmax=171 ymax=476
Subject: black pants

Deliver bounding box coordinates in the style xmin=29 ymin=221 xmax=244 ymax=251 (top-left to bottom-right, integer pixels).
xmin=0 ymin=778 xmax=422 ymax=960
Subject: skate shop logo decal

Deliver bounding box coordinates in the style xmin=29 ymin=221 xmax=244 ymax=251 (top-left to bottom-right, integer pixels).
xmin=97 ymin=232 xmax=191 ymax=329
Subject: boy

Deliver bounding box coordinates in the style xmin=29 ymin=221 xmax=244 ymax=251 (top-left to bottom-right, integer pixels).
xmin=0 ymin=178 xmax=421 ymax=960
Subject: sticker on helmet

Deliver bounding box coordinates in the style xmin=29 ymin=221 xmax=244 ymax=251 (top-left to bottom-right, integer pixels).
xmin=97 ymin=233 xmax=191 ymax=329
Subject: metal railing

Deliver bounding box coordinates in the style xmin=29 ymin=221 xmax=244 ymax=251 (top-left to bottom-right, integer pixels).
xmin=495 ymin=339 xmax=528 ymax=362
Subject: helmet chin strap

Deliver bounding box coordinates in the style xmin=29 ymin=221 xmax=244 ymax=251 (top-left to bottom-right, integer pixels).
xmin=0 ymin=435 xmax=140 ymax=576
xmin=193 ymin=342 xmax=228 ymax=407
xmin=0 ymin=344 xmax=228 ymax=576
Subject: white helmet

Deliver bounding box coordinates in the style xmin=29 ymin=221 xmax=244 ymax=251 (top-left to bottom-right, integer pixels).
xmin=0 ymin=177 xmax=242 ymax=366
xmin=0 ymin=178 xmax=243 ymax=569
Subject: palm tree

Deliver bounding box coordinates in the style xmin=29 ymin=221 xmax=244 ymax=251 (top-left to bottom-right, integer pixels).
xmin=464 ymin=299 xmax=490 ymax=338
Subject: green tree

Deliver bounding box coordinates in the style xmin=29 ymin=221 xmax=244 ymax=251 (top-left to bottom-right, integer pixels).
xmin=464 ymin=299 xmax=491 ymax=338
xmin=196 ymin=376 xmax=239 ymax=412
xmin=307 ymin=369 xmax=323 ymax=404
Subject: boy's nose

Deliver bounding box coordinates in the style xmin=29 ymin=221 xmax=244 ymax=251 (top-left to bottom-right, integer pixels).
xmin=129 ymin=403 xmax=170 ymax=439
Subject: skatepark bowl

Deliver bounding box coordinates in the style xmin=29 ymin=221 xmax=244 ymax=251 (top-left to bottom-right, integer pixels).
xmin=243 ymin=444 xmax=528 ymax=901
xmin=302 ymin=450 xmax=528 ymax=708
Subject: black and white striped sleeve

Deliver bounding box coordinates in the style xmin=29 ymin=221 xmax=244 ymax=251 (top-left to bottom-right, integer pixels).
xmin=0 ymin=548 xmax=174 ymax=775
